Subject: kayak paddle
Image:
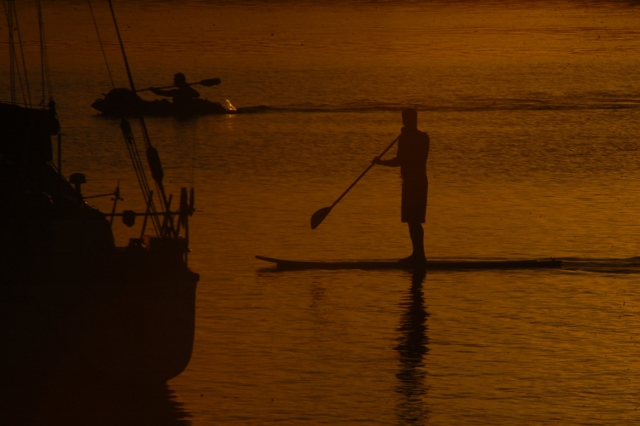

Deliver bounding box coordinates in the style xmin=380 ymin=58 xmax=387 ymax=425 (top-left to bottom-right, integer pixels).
xmin=137 ymin=77 xmax=221 ymax=92
xmin=310 ymin=135 xmax=400 ymax=229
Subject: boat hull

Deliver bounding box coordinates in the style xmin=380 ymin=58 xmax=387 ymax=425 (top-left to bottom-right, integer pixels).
xmin=0 ymin=261 xmax=198 ymax=424
xmin=1 ymin=254 xmax=199 ymax=379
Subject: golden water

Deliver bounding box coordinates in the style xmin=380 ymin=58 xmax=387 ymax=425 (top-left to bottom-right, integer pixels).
xmin=3 ymin=0 xmax=640 ymax=424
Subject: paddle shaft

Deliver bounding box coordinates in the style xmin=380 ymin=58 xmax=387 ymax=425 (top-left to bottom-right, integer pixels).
xmin=328 ymin=135 xmax=400 ymax=209
xmin=310 ymin=134 xmax=401 ymax=229
xmin=137 ymin=78 xmax=220 ymax=93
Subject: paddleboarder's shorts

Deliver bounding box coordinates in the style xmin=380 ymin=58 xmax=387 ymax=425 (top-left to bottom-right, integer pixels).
xmin=401 ymin=179 xmax=428 ymax=223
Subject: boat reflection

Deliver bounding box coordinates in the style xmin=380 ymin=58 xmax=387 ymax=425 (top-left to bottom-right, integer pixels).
xmin=395 ymin=269 xmax=430 ymax=425
xmin=25 ymin=380 xmax=191 ymax=426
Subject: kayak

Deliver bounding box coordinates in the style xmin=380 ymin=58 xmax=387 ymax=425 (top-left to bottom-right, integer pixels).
xmin=91 ymin=88 xmax=268 ymax=117
xmin=255 ymin=255 xmax=563 ymax=271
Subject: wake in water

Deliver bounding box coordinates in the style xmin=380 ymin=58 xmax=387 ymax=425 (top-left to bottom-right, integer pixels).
xmin=423 ymin=257 xmax=640 ymax=274
xmin=560 ymin=257 xmax=640 ymax=274
xmin=268 ymin=95 xmax=640 ymax=114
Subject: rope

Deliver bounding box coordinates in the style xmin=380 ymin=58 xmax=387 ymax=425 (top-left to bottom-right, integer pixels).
xmin=37 ymin=0 xmax=53 ymax=106
xmin=2 ymin=0 xmax=15 ymax=102
xmin=108 ymin=0 xmax=175 ymax=238
xmin=107 ymin=0 xmax=137 ymax=94
xmin=3 ymin=0 xmax=32 ymax=106
xmin=121 ymin=119 xmax=161 ymax=235
xmin=191 ymin=136 xmax=197 ymax=189
xmin=87 ymin=0 xmax=115 ymax=89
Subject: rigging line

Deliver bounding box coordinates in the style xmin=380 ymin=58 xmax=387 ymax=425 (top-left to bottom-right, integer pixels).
xmin=131 ymin=149 xmax=161 ymax=236
xmin=191 ymin=136 xmax=196 ymax=188
xmin=184 ymin=121 xmax=197 ymax=189
xmin=87 ymin=0 xmax=115 ymax=89
xmin=106 ymin=0 xmax=157 ymax=162
xmin=121 ymin=119 xmax=161 ymax=234
xmin=107 ymin=0 xmax=170 ymax=196
xmin=106 ymin=0 xmax=136 ymax=93
xmin=121 ymin=121 xmax=158 ymax=227
xmin=4 ymin=0 xmax=32 ymax=106
xmin=2 ymin=0 xmax=15 ymax=102
xmin=107 ymin=0 xmax=161 ymax=171
xmin=123 ymin=126 xmax=149 ymax=199
xmin=107 ymin=0 xmax=174 ymax=237
xmin=36 ymin=0 xmax=53 ymax=105
xmin=14 ymin=2 xmax=31 ymax=106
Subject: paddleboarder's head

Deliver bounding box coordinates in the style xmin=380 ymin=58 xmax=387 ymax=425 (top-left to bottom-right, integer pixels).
xmin=174 ymin=72 xmax=187 ymax=86
xmin=402 ymin=108 xmax=418 ymax=129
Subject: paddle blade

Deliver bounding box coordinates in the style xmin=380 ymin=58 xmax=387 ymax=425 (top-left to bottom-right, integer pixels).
xmin=311 ymin=206 xmax=332 ymax=230
xmin=200 ymin=78 xmax=221 ymax=87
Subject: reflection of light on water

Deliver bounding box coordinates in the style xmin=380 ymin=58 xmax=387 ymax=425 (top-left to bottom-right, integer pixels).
xmin=225 ymin=99 xmax=237 ymax=111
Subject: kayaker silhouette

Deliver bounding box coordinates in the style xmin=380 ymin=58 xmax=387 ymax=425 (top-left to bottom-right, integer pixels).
xmin=374 ymin=108 xmax=430 ymax=266
xmin=150 ymin=72 xmax=200 ymax=106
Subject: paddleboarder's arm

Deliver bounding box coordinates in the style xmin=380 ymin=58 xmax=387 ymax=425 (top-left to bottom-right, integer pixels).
xmin=373 ymin=156 xmax=400 ymax=167
xmin=373 ymin=142 xmax=402 ymax=167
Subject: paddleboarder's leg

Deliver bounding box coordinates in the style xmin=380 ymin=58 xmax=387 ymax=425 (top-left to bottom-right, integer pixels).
xmin=400 ymin=179 xmax=427 ymax=264
xmin=408 ymin=221 xmax=426 ymax=262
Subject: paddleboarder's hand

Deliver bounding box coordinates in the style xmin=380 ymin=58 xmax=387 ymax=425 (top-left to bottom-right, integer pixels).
xmin=372 ymin=156 xmax=381 ymax=165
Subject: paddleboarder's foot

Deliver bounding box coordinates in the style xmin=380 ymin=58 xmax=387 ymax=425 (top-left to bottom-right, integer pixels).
xmin=398 ymin=255 xmax=427 ymax=267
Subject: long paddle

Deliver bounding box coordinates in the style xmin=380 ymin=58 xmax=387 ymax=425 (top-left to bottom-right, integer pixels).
xmin=136 ymin=77 xmax=221 ymax=93
xmin=310 ymin=135 xmax=400 ymax=229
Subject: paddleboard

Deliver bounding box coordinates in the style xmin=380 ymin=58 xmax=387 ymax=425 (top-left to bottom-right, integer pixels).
xmin=256 ymin=255 xmax=562 ymax=271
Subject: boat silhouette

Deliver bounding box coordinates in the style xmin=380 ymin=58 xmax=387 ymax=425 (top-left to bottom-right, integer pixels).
xmin=92 ymin=86 xmax=269 ymax=117
xmin=1 ymin=2 xmax=200 ymax=422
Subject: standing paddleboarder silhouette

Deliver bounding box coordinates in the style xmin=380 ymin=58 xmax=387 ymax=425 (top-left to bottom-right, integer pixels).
xmin=374 ymin=108 xmax=430 ymax=266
